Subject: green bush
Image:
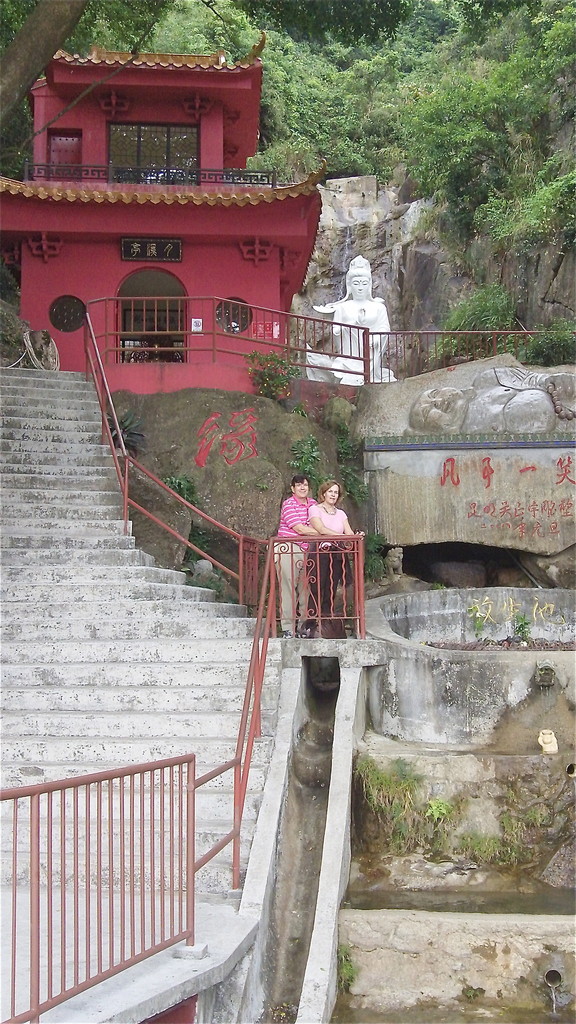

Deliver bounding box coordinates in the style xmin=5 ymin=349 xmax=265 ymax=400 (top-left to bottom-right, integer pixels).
xmin=163 ymin=474 xmax=199 ymax=506
xmin=525 ymin=319 xmax=576 ymax=366
xmin=107 ymin=411 xmax=145 ymax=457
xmin=288 ymin=435 xmax=322 ymax=491
xmin=442 ymin=285 xmax=516 ymax=332
xmin=245 ymin=350 xmax=300 ymax=400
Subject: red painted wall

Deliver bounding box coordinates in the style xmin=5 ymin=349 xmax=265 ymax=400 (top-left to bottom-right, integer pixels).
xmin=141 ymin=993 xmax=196 ymax=1024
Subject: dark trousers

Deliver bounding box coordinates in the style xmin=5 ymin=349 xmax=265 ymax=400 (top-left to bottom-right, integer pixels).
xmin=304 ymin=544 xmax=348 ymax=638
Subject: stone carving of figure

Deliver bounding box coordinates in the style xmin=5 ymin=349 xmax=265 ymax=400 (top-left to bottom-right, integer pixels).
xmin=408 ymin=366 xmax=576 ymax=435
xmin=538 ymin=729 xmax=558 ymax=754
xmin=384 ymin=546 xmax=403 ymax=583
xmin=308 ymin=255 xmax=396 ymax=386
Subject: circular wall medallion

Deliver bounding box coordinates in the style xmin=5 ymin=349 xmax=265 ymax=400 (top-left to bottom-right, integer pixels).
xmin=49 ymin=295 xmax=86 ymax=332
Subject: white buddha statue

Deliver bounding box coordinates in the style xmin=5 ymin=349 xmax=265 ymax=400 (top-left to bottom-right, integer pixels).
xmin=308 ymin=255 xmax=396 ymax=385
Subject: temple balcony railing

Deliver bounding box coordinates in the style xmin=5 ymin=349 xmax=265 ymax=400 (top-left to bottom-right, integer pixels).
xmin=23 ymin=162 xmax=277 ymax=188
xmin=84 ymin=295 xmax=555 ymax=385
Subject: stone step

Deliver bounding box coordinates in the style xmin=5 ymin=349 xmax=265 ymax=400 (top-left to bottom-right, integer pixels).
xmin=0 ymin=382 xmax=98 ymax=397
xmin=0 ymin=505 xmax=124 ymax=523
xmin=1 ymin=637 xmax=265 ymax=676
xmin=2 ymin=709 xmax=265 ymax=740
xmin=0 ymin=485 xmax=119 ymax=505
xmin=0 ymin=531 xmax=136 ymax=549
xmin=0 ymin=547 xmax=153 ymax=566
xmin=0 ymin=468 xmax=118 ymax=488
xmin=0 ymin=450 xmax=114 ymax=467
xmin=1 ymin=564 xmax=185 ymax=585
xmin=1 ymin=756 xmax=270 ymax=791
xmin=1 ymin=415 xmax=101 ymax=432
xmin=0 ymin=368 xmax=92 ymax=386
xmin=0 ymin=519 xmax=131 ymax=535
xmin=1 ymin=636 xmax=269 ymax=664
xmin=1 ymin=591 xmax=228 ymax=619
xmin=0 ymin=427 xmax=101 ymax=444
xmin=0 ymin=735 xmax=273 ymax=772
xmin=0 ymin=582 xmax=220 ymax=604
xmin=0 ymin=438 xmax=109 ymax=455
xmin=0 ymin=675 xmax=279 ymax=711
xmin=0 ymin=401 xmax=101 ymax=421
xmin=1 ymin=607 xmax=250 ymax=641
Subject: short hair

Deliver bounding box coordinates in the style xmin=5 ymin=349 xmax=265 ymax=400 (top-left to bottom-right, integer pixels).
xmin=290 ymin=474 xmax=309 ymax=487
xmin=317 ymin=479 xmax=341 ymax=502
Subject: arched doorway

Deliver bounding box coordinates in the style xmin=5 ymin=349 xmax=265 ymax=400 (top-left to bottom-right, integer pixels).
xmin=118 ymin=269 xmax=187 ymax=362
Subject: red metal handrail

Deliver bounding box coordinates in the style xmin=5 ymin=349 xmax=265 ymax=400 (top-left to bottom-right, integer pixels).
xmin=1 ymin=755 xmax=208 ymax=1023
xmin=83 ymin=310 xmax=266 ymax=607
xmin=85 ymin=295 xmax=559 ymax=384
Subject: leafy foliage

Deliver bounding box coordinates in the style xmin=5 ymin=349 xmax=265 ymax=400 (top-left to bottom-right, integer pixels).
xmin=363 ymin=534 xmax=387 ymax=581
xmin=163 ymin=474 xmax=199 ymax=506
xmin=107 ymin=411 xmax=145 ymax=457
xmin=525 ymin=319 xmax=576 ymax=366
xmin=234 ymin=0 xmax=412 ymax=43
xmin=441 ymin=285 xmax=516 ymax=332
xmin=337 ymin=944 xmax=358 ymax=993
xmin=245 ymin=350 xmax=300 ymax=400
xmin=288 ymin=435 xmax=322 ymax=491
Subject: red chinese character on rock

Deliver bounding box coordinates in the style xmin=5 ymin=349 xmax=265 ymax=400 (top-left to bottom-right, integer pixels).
xmin=559 ymin=498 xmax=574 ymax=517
xmin=195 ymin=412 xmax=222 ymax=467
xmin=195 ymin=408 xmax=259 ymax=467
xmin=540 ymin=501 xmax=556 ymax=518
xmin=440 ymin=458 xmax=460 ymax=486
xmin=219 ymin=408 xmax=259 ymax=465
xmin=532 ymin=520 xmax=543 ymax=537
xmin=481 ymin=456 xmax=494 ymax=489
xmin=467 ymin=502 xmax=481 ymax=518
xmin=483 ymin=503 xmax=496 ymax=516
xmin=527 ymin=501 xmax=539 ymax=519
xmin=556 ymin=455 xmax=575 ymax=485
xmin=499 ymin=501 xmax=512 ymax=518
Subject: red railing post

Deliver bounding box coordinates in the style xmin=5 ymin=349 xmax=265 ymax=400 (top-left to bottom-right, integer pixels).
xmin=29 ymin=793 xmax=40 ymax=1024
xmin=362 ymin=327 xmax=370 ymax=383
xmin=185 ymin=758 xmax=196 ymax=946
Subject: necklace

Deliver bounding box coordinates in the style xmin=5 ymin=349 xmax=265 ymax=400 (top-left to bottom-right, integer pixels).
xmin=322 ymin=504 xmax=336 ymax=514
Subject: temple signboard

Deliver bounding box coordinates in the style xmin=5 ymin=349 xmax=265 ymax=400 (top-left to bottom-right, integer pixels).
xmin=121 ymin=238 xmax=182 ymax=262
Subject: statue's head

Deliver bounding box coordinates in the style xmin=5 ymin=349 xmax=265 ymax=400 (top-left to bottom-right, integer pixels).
xmin=409 ymin=386 xmax=470 ymax=433
xmin=345 ymin=255 xmax=373 ymax=300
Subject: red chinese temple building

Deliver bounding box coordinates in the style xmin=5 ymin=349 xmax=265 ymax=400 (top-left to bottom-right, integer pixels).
xmin=0 ymin=40 xmax=323 ymax=393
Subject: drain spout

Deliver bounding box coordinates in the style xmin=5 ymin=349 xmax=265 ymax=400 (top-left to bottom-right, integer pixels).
xmin=544 ymin=969 xmax=562 ymax=1014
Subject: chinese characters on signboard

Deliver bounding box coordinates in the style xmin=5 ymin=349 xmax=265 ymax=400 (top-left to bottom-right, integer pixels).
xmin=439 ymin=453 xmax=575 ymax=539
xmin=121 ymin=238 xmax=182 ymax=262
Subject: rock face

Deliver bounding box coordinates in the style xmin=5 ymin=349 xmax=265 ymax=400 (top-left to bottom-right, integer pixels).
xmin=112 ymin=387 xmax=343 ymax=569
xmin=294 ymin=175 xmax=471 ymax=332
xmin=296 ymin=174 xmax=576 ymax=329
xmin=351 ymin=355 xmax=576 ymax=558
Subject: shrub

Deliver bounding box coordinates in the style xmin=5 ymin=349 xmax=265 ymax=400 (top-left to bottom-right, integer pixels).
xmin=245 ymin=350 xmax=300 ymax=400
xmin=337 ymin=944 xmax=358 ymax=993
xmin=107 ymin=411 xmax=145 ymax=457
xmin=442 ymin=284 xmax=516 ymax=333
xmin=288 ymin=435 xmax=322 ymax=491
xmin=525 ymin=319 xmax=576 ymax=366
xmin=163 ymin=474 xmax=199 ymax=506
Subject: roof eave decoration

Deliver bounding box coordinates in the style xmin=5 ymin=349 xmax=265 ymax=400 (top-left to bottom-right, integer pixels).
xmin=51 ymin=37 xmax=265 ymax=71
xmin=0 ymin=164 xmax=325 ymax=208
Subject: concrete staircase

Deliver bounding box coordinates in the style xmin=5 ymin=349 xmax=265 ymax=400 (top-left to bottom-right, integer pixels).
xmin=0 ymin=367 xmax=281 ymax=890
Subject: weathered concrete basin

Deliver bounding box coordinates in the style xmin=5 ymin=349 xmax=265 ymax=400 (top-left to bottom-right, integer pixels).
xmin=365 ymin=588 xmax=575 ymax=747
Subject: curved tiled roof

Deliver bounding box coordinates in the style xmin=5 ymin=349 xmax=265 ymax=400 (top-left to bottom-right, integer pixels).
xmin=52 ymin=35 xmax=266 ymax=71
xmin=0 ymin=165 xmax=325 ymax=207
